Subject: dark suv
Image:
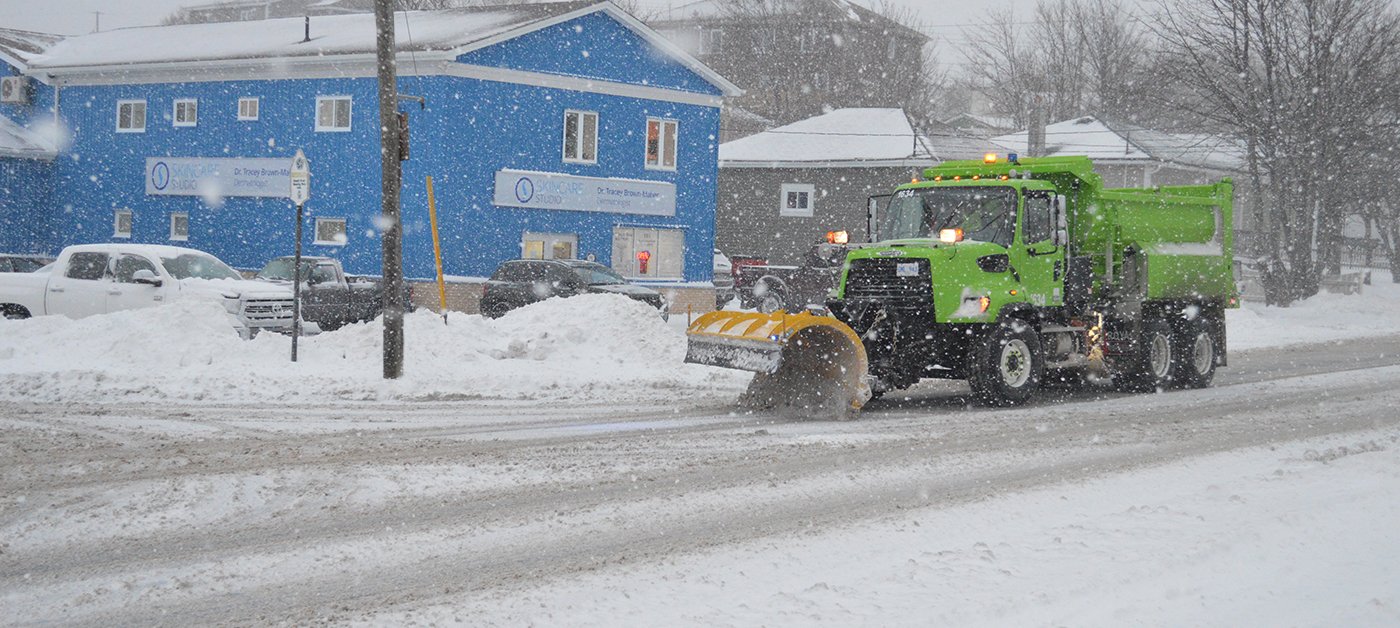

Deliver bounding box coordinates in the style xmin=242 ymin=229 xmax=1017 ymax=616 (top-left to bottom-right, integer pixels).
xmin=480 ymin=259 xmax=668 ymax=319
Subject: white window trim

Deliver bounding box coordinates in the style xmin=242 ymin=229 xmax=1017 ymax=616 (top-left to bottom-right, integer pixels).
xmin=314 ymin=217 xmax=348 ymax=246
xmin=562 ymin=109 xmax=599 ymax=165
xmin=315 ymin=96 xmax=352 ymax=132
xmin=237 ymin=96 xmax=259 ymax=121
xmin=113 ymin=209 xmax=133 ymax=238
xmin=779 ymin=183 xmax=816 ymax=217
xmin=172 ymin=98 xmax=197 ymax=127
xmin=644 ymin=117 xmax=679 ymax=172
xmin=169 ymin=212 xmax=189 ymax=241
xmin=116 ymin=99 xmax=146 ymax=133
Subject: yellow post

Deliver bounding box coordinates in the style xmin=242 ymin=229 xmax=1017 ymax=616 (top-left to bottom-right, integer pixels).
xmin=426 ymin=176 xmax=448 ymax=324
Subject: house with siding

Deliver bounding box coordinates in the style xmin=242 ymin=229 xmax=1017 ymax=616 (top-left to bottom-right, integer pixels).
xmin=716 ymin=108 xmax=991 ymax=264
xmin=0 ymin=2 xmax=740 ymax=312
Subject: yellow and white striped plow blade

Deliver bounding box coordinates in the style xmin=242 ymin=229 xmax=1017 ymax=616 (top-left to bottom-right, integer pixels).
xmin=685 ymin=310 xmax=872 ymax=416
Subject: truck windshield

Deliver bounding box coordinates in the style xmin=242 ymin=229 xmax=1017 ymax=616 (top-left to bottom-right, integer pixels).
xmin=881 ymin=187 xmax=1017 ymax=246
xmin=160 ymin=253 xmax=243 ymax=281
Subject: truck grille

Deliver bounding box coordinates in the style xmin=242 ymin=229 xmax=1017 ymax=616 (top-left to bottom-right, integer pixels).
xmin=242 ymin=297 xmax=295 ymax=325
xmin=843 ymin=258 xmax=932 ymax=302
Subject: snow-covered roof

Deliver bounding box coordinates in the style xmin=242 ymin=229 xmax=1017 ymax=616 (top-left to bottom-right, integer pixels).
xmin=30 ymin=3 xmax=593 ymax=70
xmin=0 ymin=116 xmax=56 ymax=160
xmin=652 ymin=0 xmax=924 ymax=39
xmin=943 ymin=112 xmax=1016 ymax=133
xmin=21 ymin=2 xmax=742 ymax=96
xmin=0 ymin=27 xmax=63 ymax=71
xmin=991 ymin=116 xmax=1246 ymax=172
xmin=720 ymin=108 xmax=990 ymax=168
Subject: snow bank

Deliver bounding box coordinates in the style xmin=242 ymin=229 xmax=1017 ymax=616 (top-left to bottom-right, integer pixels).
xmin=0 ymin=295 xmax=747 ymax=404
xmin=1228 ymin=271 xmax=1400 ymax=350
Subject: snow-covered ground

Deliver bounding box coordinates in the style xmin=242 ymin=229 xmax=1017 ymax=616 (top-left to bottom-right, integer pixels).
xmin=1228 ymin=272 xmax=1400 ymax=350
xmin=2 ymin=274 xmax=1398 ymax=407
xmin=3 ymin=276 xmax=1400 ymax=626
xmin=354 ymin=428 xmax=1400 ymax=627
xmin=0 ymin=294 xmax=748 ymax=405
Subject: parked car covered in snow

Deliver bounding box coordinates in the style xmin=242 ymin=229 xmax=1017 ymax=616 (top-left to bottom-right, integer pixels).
xmin=0 ymin=254 xmax=56 ymax=273
xmin=0 ymin=244 xmax=295 ymax=338
xmin=480 ymin=259 xmax=668 ymax=319
xmin=254 ymin=256 xmax=412 ymax=331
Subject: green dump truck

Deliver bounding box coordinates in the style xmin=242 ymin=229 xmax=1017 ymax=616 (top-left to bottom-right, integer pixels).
xmin=823 ymin=155 xmax=1237 ymax=405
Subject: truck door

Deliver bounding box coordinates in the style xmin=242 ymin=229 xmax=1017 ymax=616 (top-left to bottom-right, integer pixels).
xmin=47 ymin=251 xmax=112 ymax=318
xmin=107 ymin=254 xmax=167 ymax=313
xmin=1013 ymin=191 xmax=1065 ymax=307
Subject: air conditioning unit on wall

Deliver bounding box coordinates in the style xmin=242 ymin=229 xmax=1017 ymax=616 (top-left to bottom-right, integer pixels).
xmin=1 ymin=76 xmax=30 ymax=104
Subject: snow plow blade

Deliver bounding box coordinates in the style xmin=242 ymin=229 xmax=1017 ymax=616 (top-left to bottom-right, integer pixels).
xmin=685 ymin=310 xmax=872 ymax=417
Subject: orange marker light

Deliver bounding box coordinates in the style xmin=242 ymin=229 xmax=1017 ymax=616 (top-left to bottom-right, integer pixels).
xmin=984 ymin=153 xmax=998 ymax=164
xmin=826 ymin=230 xmax=849 ymax=245
xmin=978 ymin=296 xmax=991 ymax=312
xmin=939 ymin=228 xmax=964 ymax=243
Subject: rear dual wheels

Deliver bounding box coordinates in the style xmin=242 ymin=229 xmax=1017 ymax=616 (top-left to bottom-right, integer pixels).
xmin=1114 ymin=320 xmax=1175 ymax=392
xmin=1173 ymin=320 xmax=1217 ymax=389
xmin=969 ymin=320 xmax=1043 ymax=407
xmin=1114 ymin=318 xmax=1218 ymax=392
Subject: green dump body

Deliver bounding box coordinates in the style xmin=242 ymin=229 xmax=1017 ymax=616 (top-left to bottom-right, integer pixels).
xmin=916 ymin=156 xmax=1235 ymax=304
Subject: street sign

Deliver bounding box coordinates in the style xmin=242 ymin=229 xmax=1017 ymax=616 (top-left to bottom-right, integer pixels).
xmin=289 ymin=149 xmax=310 ymax=206
xmin=289 ymin=148 xmax=309 ymax=362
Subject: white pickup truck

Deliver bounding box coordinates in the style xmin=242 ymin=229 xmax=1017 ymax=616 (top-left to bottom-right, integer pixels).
xmin=0 ymin=244 xmax=295 ymax=338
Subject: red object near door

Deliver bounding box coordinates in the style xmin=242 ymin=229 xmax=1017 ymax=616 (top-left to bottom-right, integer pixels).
xmin=636 ymin=250 xmax=651 ymax=274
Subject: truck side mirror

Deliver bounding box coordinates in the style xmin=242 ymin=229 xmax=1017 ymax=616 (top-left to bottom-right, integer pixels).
xmin=866 ymin=196 xmax=879 ymax=243
xmin=132 ymin=269 xmax=162 ymax=287
xmin=1053 ymin=195 xmax=1069 ymax=247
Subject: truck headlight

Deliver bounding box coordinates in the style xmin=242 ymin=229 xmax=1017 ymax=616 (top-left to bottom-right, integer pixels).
xmin=223 ymin=295 xmax=241 ymax=314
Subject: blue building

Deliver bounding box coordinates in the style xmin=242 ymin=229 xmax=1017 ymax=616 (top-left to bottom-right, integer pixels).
xmin=0 ymin=2 xmax=740 ymax=310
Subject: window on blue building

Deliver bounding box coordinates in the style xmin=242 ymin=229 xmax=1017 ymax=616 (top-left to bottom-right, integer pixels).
xmin=173 ymin=99 xmax=198 ymax=127
xmin=114 ymin=209 xmax=133 ymax=237
xmin=316 ymin=97 xmax=352 ymax=132
xmin=563 ymin=110 xmax=598 ymax=164
xmin=315 ymin=217 xmax=347 ymax=245
xmin=116 ymin=101 xmax=146 ymax=133
xmin=170 ymin=212 xmax=189 ymax=241
xmin=238 ymin=97 xmax=259 ymax=121
xmin=646 ymin=118 xmax=678 ymax=171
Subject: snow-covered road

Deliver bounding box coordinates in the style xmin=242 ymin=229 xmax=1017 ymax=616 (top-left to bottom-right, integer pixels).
xmin=3 ymin=334 xmax=1400 ymax=626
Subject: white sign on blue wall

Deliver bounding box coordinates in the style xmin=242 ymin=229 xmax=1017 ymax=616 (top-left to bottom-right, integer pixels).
xmin=145 ymin=157 xmax=293 ymax=198
xmin=493 ymin=169 xmax=676 ymax=217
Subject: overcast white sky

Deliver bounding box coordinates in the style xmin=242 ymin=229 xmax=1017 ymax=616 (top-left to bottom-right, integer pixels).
xmin=0 ymin=0 xmax=1020 ymax=36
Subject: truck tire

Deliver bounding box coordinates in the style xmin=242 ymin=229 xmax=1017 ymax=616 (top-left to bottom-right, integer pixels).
xmin=968 ymin=320 xmax=1043 ymax=406
xmin=1 ymin=304 xmax=30 ymax=320
xmin=755 ymin=277 xmax=788 ymax=314
xmin=1173 ymin=319 xmax=1217 ymax=389
xmin=1114 ymin=320 xmax=1176 ymax=392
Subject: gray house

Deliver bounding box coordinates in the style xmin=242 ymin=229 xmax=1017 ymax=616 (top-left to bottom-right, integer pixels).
xmin=716 ymin=108 xmax=990 ymax=264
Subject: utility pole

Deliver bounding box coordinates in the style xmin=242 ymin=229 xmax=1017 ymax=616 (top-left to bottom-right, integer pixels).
xmin=1027 ymin=93 xmax=1047 ymax=157
xmin=91 ymin=11 xmax=103 ymax=33
xmin=375 ymin=0 xmax=404 ymax=379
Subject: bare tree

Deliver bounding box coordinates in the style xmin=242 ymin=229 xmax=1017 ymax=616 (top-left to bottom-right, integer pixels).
xmin=961 ymin=0 xmax=1157 ymax=127
xmin=1155 ymin=0 xmax=1400 ymax=302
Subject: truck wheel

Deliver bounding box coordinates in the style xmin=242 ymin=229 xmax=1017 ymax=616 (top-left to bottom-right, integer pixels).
xmin=755 ymin=277 xmax=788 ymax=314
xmin=968 ymin=320 xmax=1043 ymax=406
xmin=2 ymin=305 xmax=30 ymax=320
xmin=1114 ymin=320 xmax=1175 ymax=392
xmin=1173 ymin=319 xmax=1217 ymax=389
